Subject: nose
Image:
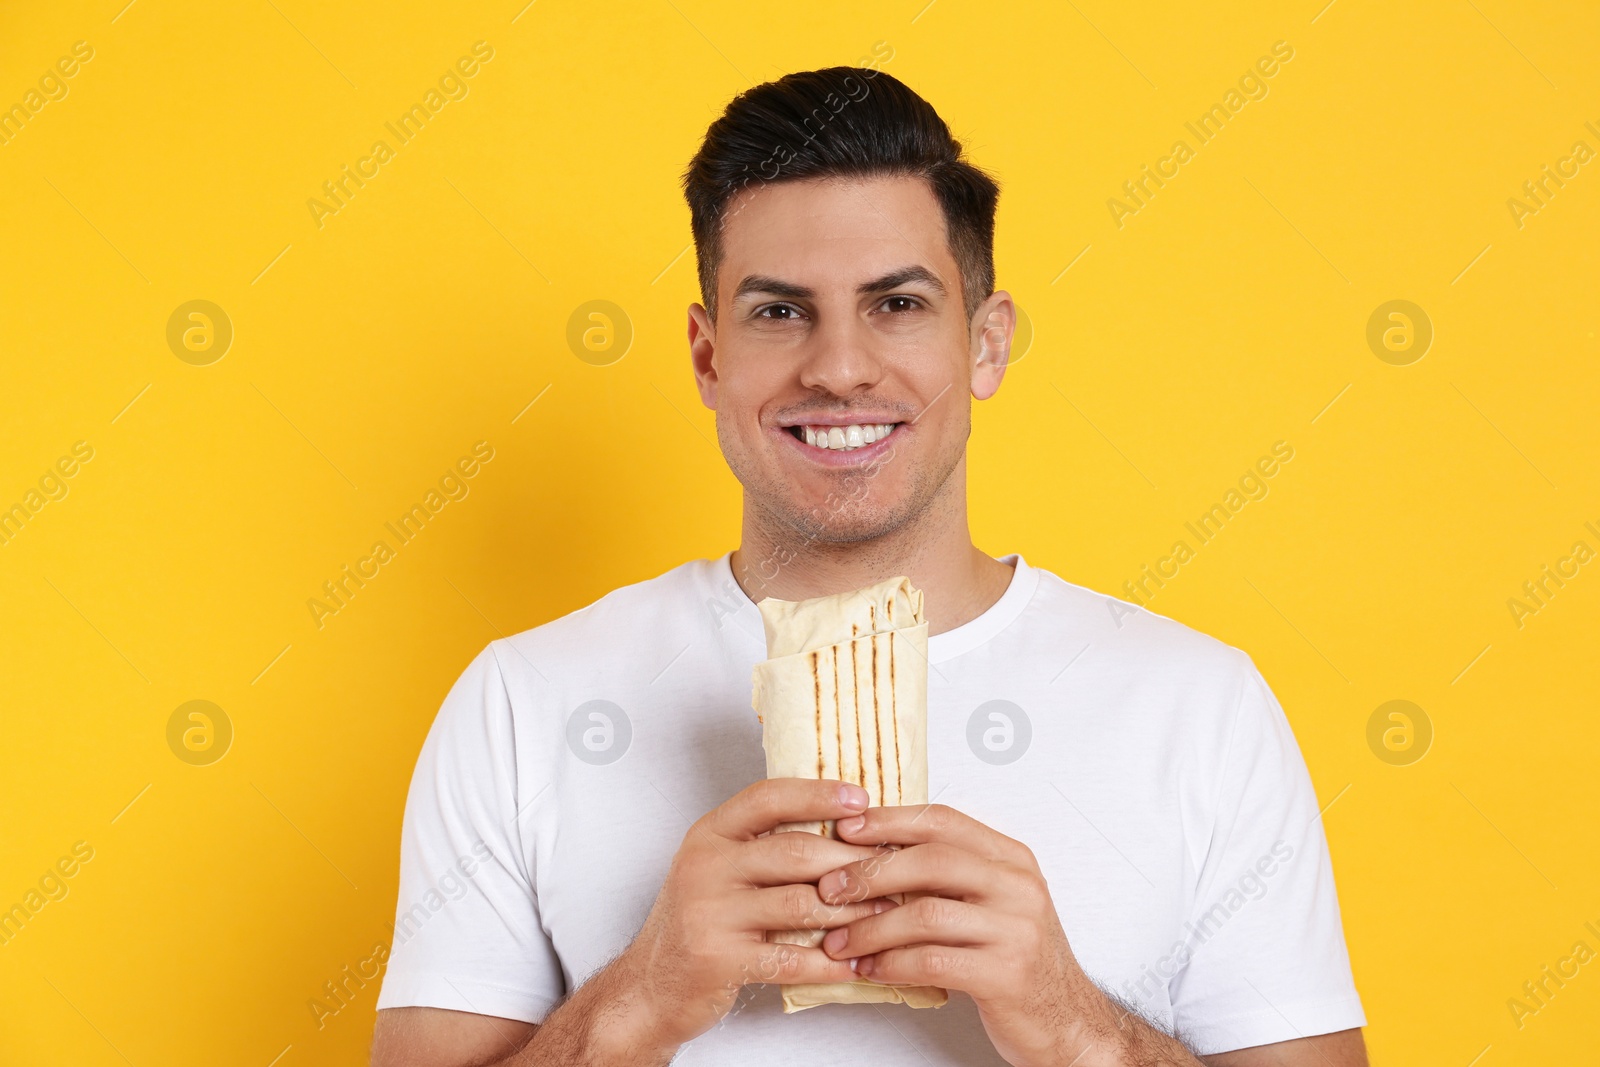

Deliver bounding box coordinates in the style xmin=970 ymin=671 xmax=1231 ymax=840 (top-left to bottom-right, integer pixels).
xmin=796 ymin=312 xmax=885 ymax=397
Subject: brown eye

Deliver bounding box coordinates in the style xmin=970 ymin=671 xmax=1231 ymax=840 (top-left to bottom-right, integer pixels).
xmin=757 ymin=304 xmax=801 ymax=320
xmin=882 ymin=296 xmax=919 ymax=313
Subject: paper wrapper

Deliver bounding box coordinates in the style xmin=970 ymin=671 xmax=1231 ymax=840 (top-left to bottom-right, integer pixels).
xmin=750 ymin=575 xmax=947 ymax=1013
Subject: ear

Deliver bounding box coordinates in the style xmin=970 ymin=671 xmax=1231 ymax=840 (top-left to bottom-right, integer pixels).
xmin=969 ymin=290 xmax=1014 ymax=402
xmin=687 ymin=302 xmax=718 ymax=410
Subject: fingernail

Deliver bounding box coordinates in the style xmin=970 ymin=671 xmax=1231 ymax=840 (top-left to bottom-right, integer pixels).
xmin=819 ymin=870 xmax=842 ymax=900
xmin=856 ymin=955 xmax=874 ymax=977
xmin=872 ymin=898 xmax=896 ymax=914
xmin=849 ymin=956 xmax=859 ymax=972
xmin=823 ymin=928 xmax=847 ymax=954
xmin=840 ymin=784 xmax=868 ymax=810
xmin=837 ymin=814 xmax=866 ymax=835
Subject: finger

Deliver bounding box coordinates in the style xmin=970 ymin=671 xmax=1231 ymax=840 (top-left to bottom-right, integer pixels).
xmin=737 ymin=883 xmax=900 ymax=935
xmin=821 ymin=894 xmax=996 ymax=958
xmin=818 ymin=842 xmax=1004 ymax=905
xmin=833 ymin=803 xmax=1032 ymax=865
xmin=854 ymin=943 xmax=988 ymax=993
xmin=736 ymin=941 xmax=861 ymax=987
xmin=706 ymin=778 xmax=869 ymax=840
xmin=736 ymin=830 xmax=889 ymax=886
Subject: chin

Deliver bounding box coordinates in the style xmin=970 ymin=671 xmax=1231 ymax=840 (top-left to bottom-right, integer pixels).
xmin=768 ymin=494 xmax=916 ymax=545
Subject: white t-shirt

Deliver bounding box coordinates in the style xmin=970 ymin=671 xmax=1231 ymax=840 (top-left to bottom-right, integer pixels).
xmin=377 ymin=553 xmax=1365 ymax=1061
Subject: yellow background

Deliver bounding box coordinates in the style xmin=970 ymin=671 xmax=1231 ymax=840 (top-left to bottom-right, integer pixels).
xmin=2 ymin=0 xmax=1596 ymax=1063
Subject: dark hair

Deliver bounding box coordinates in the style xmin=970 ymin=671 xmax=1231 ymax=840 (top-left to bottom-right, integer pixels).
xmin=681 ymin=66 xmax=1000 ymax=322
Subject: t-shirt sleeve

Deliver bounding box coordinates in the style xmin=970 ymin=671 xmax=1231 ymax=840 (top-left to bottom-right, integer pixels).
xmin=1167 ymin=653 xmax=1366 ymax=1054
xmin=375 ymin=641 xmax=566 ymax=1023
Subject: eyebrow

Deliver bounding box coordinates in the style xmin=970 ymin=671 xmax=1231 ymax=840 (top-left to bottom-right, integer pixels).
xmin=732 ymin=265 xmax=947 ymax=302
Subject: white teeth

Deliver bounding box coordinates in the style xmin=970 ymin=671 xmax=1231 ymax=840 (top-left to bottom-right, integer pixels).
xmin=798 ymin=423 xmax=898 ymax=452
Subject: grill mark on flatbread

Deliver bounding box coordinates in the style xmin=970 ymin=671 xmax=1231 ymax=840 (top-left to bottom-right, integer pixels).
xmin=890 ymin=632 xmax=901 ymax=802
xmin=811 ymin=650 xmax=822 ymax=781
xmin=871 ymin=634 xmax=883 ymax=805
xmin=832 ymin=646 xmax=842 ymax=793
xmin=850 ymin=639 xmax=863 ymax=803
xmin=812 ymin=652 xmax=825 ymax=831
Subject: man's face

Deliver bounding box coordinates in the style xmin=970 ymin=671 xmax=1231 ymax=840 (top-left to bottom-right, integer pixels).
xmin=687 ymin=175 xmax=1011 ymax=544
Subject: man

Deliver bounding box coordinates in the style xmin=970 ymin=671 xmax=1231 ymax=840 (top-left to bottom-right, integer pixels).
xmin=370 ymin=67 xmax=1367 ymax=1066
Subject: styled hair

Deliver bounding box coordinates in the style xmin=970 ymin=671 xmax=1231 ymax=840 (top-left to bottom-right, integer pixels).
xmin=681 ymin=66 xmax=1000 ymax=322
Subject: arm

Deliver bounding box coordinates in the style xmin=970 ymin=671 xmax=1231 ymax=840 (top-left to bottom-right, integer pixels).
xmin=371 ymin=951 xmax=666 ymax=1067
xmin=819 ymin=804 xmax=1367 ymax=1067
xmin=1201 ymin=1029 xmax=1367 ymax=1066
xmin=373 ymin=779 xmax=894 ymax=1066
xmin=371 ymin=1007 xmax=535 ymax=1066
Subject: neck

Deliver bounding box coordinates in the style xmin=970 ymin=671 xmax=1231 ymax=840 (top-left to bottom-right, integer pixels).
xmin=729 ymin=458 xmax=1014 ymax=636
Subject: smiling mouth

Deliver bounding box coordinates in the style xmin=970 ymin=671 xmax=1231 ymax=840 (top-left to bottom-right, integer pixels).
xmin=786 ymin=422 xmax=901 ymax=453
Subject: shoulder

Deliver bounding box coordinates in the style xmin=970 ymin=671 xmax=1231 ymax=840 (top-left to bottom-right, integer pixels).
xmin=1025 ymin=563 xmax=1253 ymax=686
xmin=485 ymin=554 xmax=726 ymax=678
xmin=1021 ymin=565 xmax=1304 ymax=818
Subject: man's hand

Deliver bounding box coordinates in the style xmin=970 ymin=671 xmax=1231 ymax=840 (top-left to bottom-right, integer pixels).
xmin=606 ymin=778 xmax=896 ymax=1058
xmin=818 ymin=803 xmax=1205 ymax=1067
xmin=808 ymin=803 xmax=1364 ymax=1067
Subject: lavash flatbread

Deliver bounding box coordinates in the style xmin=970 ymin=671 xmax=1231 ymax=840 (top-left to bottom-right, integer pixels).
xmin=750 ymin=575 xmax=947 ymax=1013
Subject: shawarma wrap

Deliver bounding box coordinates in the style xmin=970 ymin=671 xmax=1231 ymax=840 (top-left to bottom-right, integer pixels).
xmin=750 ymin=575 xmax=947 ymax=1013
